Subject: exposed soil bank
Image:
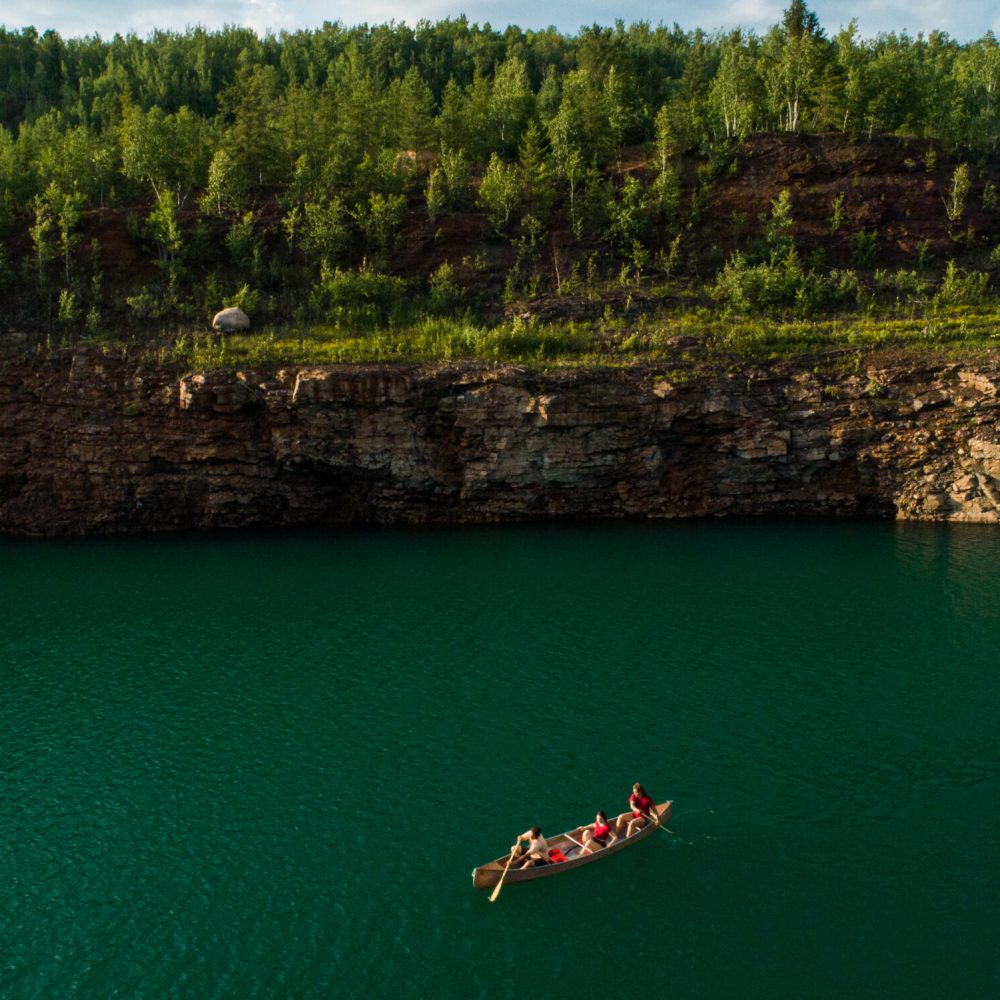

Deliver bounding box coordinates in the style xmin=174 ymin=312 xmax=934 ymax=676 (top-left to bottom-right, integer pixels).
xmin=1 ymin=350 xmax=999 ymax=536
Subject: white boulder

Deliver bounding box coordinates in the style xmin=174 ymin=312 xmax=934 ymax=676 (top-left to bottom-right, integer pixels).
xmin=212 ymin=307 xmax=250 ymax=332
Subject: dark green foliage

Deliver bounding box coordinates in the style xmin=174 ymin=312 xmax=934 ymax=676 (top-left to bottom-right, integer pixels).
xmin=428 ymin=261 xmax=463 ymax=312
xmin=849 ymin=230 xmax=879 ymax=269
xmin=607 ymin=176 xmax=649 ymax=250
xmin=713 ymin=249 xmax=864 ymax=315
xmin=936 ymin=260 xmax=990 ymax=305
xmin=2 ymin=10 xmax=1000 ymax=345
xmin=311 ymin=263 xmax=409 ymax=327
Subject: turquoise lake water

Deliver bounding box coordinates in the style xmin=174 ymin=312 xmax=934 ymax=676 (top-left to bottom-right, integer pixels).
xmin=2 ymin=521 xmax=999 ymax=998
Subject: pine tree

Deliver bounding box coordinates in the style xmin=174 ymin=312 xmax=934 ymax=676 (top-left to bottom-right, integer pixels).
xmin=517 ymin=122 xmax=554 ymax=221
xmin=393 ymin=67 xmax=436 ymax=150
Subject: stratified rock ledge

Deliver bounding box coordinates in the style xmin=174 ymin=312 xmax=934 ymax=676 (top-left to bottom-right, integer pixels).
xmin=1 ymin=353 xmax=998 ymax=535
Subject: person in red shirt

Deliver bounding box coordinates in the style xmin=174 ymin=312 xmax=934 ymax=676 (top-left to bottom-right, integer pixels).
xmin=615 ymin=782 xmax=661 ymax=838
xmin=576 ymin=810 xmax=616 ymax=855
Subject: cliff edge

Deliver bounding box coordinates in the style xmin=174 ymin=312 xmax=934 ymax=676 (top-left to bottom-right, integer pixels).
xmin=1 ymin=351 xmax=999 ymax=535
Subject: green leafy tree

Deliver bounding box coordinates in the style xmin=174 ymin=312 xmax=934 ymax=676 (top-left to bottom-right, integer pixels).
xmin=763 ymin=3 xmax=827 ymax=131
xmin=119 ymin=103 xmax=211 ymax=206
xmin=145 ymin=194 xmax=184 ymax=288
xmin=428 ymin=260 xmax=464 ymax=311
xmin=603 ymin=65 xmax=639 ymax=162
xmin=29 ymin=190 xmax=58 ymax=284
xmin=709 ymin=31 xmax=762 ymax=140
xmin=439 ymin=146 xmax=471 ymax=208
xmin=298 ymin=198 xmax=349 ymax=268
xmin=957 ymin=33 xmax=1000 ymax=149
xmin=762 ymin=188 xmax=795 ymax=261
xmin=606 ymin=175 xmax=649 ymax=251
xmin=581 ymin=160 xmax=612 ymax=236
xmin=54 ymin=186 xmax=84 ymax=284
xmin=946 ymin=163 xmax=971 ymax=223
xmin=536 ymin=65 xmax=562 ymax=121
xmin=477 ymin=152 xmax=520 ymax=233
xmin=275 ymin=84 xmax=327 ymax=179
xmin=559 ymin=148 xmax=586 ymax=236
xmin=831 ymin=21 xmax=872 ymax=133
xmin=326 ymin=44 xmax=388 ymax=166
xmin=201 ymin=147 xmax=247 ymax=216
xmin=225 ymin=211 xmax=260 ymax=271
xmin=867 ymin=34 xmax=924 ymax=136
xmin=488 ymin=56 xmax=534 ymax=153
xmin=0 ymin=126 xmax=18 ymax=222
xmin=119 ymin=102 xmax=172 ymax=201
xmin=648 ymin=165 xmax=681 ymax=223
xmin=353 ymin=192 xmax=407 ymax=261
xmin=425 ymin=167 xmax=446 ymax=225
xmin=652 ymin=105 xmax=675 ymax=175
xmin=548 ymin=67 xmax=612 ymax=165
xmin=90 ymin=135 xmax=117 ymax=209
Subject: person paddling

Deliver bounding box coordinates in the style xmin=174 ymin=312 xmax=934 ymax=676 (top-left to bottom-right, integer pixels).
xmin=615 ymin=782 xmax=660 ymax=838
xmin=511 ymin=826 xmax=549 ymax=868
xmin=577 ymin=810 xmax=616 ymax=855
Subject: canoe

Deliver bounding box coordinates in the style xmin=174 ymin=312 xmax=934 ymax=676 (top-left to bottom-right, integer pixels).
xmin=471 ymin=800 xmax=673 ymax=890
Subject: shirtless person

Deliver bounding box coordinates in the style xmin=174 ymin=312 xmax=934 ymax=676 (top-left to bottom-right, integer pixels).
xmin=511 ymin=826 xmax=549 ymax=868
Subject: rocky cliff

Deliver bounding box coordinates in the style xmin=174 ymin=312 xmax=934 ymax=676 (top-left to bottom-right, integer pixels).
xmin=1 ymin=350 xmax=999 ymax=535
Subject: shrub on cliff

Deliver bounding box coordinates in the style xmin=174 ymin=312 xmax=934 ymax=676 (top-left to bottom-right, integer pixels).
xmin=935 ymin=261 xmax=990 ymax=306
xmin=309 ymin=262 xmax=409 ymax=328
xmin=712 ymin=251 xmax=862 ymax=316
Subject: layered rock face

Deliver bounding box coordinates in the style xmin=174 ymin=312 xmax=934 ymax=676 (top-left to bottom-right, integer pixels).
xmin=1 ymin=350 xmax=999 ymax=536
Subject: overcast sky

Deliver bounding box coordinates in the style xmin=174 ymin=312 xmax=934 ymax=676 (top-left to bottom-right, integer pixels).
xmin=2 ymin=1 xmax=998 ymax=43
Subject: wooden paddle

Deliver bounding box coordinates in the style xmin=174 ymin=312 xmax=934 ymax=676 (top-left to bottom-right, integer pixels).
xmin=620 ymin=810 xmax=669 ymax=838
xmin=488 ymin=847 xmax=518 ymax=903
xmin=563 ymin=827 xmax=620 ymax=855
xmin=646 ymin=811 xmax=675 ymax=835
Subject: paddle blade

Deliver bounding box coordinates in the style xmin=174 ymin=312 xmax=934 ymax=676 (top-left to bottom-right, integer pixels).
xmin=488 ymin=858 xmax=512 ymax=902
xmin=488 ymin=879 xmax=505 ymax=903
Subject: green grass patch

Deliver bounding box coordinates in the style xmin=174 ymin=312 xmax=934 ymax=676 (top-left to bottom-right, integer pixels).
xmin=141 ymin=303 xmax=1000 ymax=371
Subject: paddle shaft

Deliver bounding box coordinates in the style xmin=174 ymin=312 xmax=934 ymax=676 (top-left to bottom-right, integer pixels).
xmin=642 ymin=809 xmax=673 ymax=834
xmin=488 ymin=847 xmax=517 ymax=903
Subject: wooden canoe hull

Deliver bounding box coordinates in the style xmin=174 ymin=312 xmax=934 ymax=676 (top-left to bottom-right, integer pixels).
xmin=472 ymin=800 xmax=672 ymax=890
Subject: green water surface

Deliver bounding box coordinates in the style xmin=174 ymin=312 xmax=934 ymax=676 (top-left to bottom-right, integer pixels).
xmin=1 ymin=522 xmax=998 ymax=999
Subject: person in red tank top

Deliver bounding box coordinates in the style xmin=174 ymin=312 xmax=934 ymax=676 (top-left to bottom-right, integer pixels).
xmin=615 ymin=782 xmax=661 ymax=838
xmin=576 ymin=810 xmax=616 ymax=855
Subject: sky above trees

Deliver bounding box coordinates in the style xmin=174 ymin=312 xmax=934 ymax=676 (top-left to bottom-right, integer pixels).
xmin=2 ymin=1 xmax=999 ymax=43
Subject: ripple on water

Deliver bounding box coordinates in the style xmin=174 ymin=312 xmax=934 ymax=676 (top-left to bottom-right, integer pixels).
xmin=2 ymin=523 xmax=1000 ymax=997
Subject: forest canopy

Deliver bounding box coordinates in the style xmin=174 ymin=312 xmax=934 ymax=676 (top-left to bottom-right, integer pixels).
xmin=2 ymin=2 xmax=1000 ymax=361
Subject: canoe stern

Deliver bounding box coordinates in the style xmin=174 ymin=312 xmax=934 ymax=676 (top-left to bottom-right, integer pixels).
xmin=472 ymin=864 xmax=502 ymax=890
